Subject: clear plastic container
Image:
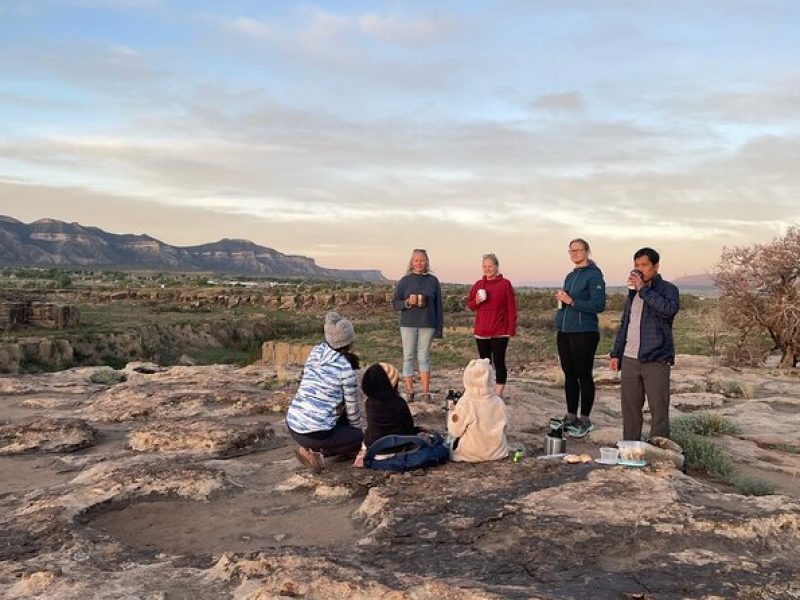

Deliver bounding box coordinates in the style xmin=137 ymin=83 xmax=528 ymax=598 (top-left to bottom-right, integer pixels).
xmin=599 ymin=447 xmax=619 ymax=463
xmin=617 ymin=440 xmax=648 ymax=463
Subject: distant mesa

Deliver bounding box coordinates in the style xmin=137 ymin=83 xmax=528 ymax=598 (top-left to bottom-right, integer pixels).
xmin=672 ymin=273 xmax=715 ymax=288
xmin=0 ymin=216 xmax=385 ymax=282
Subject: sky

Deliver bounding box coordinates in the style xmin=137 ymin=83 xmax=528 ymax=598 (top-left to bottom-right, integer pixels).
xmin=1 ymin=1 xmax=799 ymax=285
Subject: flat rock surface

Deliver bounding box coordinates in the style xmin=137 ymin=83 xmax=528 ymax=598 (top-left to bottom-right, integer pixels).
xmin=0 ymin=357 xmax=799 ymax=598
xmin=0 ymin=417 xmax=96 ymax=454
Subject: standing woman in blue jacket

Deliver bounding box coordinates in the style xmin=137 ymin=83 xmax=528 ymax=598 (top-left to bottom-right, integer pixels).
xmin=555 ymin=238 xmax=606 ymax=437
xmin=392 ymin=249 xmax=444 ymax=402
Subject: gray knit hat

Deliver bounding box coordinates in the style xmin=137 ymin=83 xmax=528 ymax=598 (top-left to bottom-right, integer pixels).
xmin=324 ymin=311 xmax=355 ymax=349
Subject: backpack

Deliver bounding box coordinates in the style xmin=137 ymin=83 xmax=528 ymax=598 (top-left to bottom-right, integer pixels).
xmin=363 ymin=432 xmax=450 ymax=472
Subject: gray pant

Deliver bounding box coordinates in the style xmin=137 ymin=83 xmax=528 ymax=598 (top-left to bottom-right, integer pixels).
xmin=620 ymin=358 xmax=671 ymax=440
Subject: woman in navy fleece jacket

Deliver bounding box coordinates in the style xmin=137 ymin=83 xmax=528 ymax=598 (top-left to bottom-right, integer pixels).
xmin=554 ymin=238 xmax=606 ymax=437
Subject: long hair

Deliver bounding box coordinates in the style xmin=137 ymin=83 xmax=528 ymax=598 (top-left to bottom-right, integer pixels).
xmin=334 ymin=344 xmax=360 ymax=370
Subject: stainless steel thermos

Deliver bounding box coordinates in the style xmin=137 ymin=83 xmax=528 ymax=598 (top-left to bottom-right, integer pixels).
xmin=545 ymin=417 xmax=567 ymax=455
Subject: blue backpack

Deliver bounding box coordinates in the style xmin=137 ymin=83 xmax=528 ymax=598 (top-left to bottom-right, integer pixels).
xmin=363 ymin=432 xmax=450 ymax=472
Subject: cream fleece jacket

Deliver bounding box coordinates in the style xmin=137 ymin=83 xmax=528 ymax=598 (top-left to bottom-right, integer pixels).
xmin=448 ymin=358 xmax=509 ymax=462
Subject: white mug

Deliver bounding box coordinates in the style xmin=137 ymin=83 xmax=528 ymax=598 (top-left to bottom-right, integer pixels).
xmin=477 ymin=289 xmax=487 ymax=302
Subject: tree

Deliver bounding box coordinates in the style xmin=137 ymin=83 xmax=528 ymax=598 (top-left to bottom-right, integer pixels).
xmin=56 ymin=272 xmax=72 ymax=289
xmin=712 ymin=227 xmax=800 ymax=367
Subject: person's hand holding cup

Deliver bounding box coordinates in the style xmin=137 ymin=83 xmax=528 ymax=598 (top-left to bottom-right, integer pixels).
xmin=627 ymin=269 xmax=644 ymax=291
xmin=407 ymin=294 xmax=418 ymax=306
xmin=556 ymin=289 xmax=571 ymax=308
xmin=476 ymin=289 xmax=487 ymax=303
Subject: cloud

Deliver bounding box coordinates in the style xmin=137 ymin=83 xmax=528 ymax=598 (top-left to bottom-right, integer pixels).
xmin=65 ymin=0 xmax=163 ymax=9
xmin=357 ymin=13 xmax=453 ymax=46
xmin=531 ymin=91 xmax=585 ymax=112
xmin=228 ymin=17 xmax=274 ymax=40
xmin=3 ymin=2 xmax=800 ymax=282
xmin=0 ymin=40 xmax=162 ymax=93
xmin=296 ymin=9 xmax=352 ymax=52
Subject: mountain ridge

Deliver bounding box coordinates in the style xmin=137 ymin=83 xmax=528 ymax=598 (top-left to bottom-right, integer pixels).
xmin=0 ymin=216 xmax=385 ymax=282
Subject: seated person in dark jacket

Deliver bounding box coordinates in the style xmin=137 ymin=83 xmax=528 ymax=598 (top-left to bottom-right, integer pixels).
xmin=361 ymin=362 xmax=417 ymax=447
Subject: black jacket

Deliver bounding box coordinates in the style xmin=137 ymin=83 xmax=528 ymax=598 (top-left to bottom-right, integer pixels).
xmin=361 ymin=364 xmax=416 ymax=447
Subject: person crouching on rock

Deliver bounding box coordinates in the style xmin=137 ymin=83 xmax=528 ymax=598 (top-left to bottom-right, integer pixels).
xmin=447 ymin=358 xmax=509 ymax=462
xmin=286 ymin=312 xmax=364 ymax=472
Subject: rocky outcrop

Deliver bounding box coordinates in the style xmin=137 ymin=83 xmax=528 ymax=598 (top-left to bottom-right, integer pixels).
xmin=0 ymin=319 xmax=269 ymax=373
xmin=0 ymin=301 xmax=79 ymax=329
xmin=128 ymin=419 xmax=276 ymax=456
xmin=0 ymin=217 xmax=386 ymax=281
xmin=0 ymin=337 xmax=74 ymax=374
xmin=0 ymin=416 xmax=96 ymax=454
xmin=0 ymin=302 xmax=26 ymax=327
xmin=261 ymin=341 xmax=313 ymax=366
xmin=42 ymin=287 xmax=396 ymax=309
xmin=0 ymin=360 xmax=799 ymax=598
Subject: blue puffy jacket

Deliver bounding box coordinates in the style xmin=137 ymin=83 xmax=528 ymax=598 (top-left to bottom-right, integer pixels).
xmin=611 ymin=274 xmax=680 ymax=365
xmin=555 ymin=261 xmax=606 ymax=333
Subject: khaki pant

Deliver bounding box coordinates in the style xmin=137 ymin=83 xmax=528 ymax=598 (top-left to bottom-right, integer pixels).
xmin=620 ymin=358 xmax=671 ymax=440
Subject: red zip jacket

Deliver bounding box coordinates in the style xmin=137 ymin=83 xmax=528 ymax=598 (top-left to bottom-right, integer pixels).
xmin=467 ymin=275 xmax=517 ymax=337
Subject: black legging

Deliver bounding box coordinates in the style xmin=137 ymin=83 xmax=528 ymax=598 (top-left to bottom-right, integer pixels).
xmin=475 ymin=337 xmax=510 ymax=384
xmin=287 ymin=413 xmax=363 ymax=457
xmin=556 ymin=331 xmax=600 ymax=417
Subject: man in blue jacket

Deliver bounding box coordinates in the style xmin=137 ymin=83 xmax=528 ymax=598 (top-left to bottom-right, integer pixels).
xmin=610 ymin=248 xmax=680 ymax=440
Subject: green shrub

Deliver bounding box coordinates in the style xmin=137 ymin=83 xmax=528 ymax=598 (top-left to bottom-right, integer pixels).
xmin=89 ymin=367 xmax=127 ymax=385
xmin=100 ymin=355 xmax=128 ymax=370
xmin=672 ymin=431 xmax=736 ymax=481
xmin=671 ymin=413 xmax=773 ymax=495
xmin=671 ymin=412 xmax=741 ymax=437
xmin=732 ymin=476 xmax=776 ymax=496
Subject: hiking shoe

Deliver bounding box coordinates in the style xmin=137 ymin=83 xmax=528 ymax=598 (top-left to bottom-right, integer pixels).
xmin=402 ymin=391 xmax=416 ymax=403
xmin=561 ymin=414 xmax=580 ymax=429
xmin=417 ymin=392 xmax=432 ymax=403
xmin=294 ymin=447 xmax=324 ymax=473
xmin=567 ymin=420 xmax=594 ymax=438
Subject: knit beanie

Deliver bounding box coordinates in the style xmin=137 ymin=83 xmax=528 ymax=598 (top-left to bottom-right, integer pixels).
xmin=324 ymin=311 xmax=355 ymax=349
xmin=379 ymin=362 xmax=399 ymax=388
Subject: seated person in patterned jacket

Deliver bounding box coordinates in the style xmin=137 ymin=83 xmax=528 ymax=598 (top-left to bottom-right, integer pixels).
xmin=286 ymin=312 xmax=363 ymax=472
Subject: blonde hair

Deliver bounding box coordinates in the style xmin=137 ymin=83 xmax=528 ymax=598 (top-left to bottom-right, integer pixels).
xmin=482 ymin=253 xmax=499 ymax=267
xmin=406 ymin=248 xmax=431 ymax=274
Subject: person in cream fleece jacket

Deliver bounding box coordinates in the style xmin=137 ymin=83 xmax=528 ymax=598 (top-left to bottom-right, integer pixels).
xmin=447 ymin=358 xmax=509 ymax=462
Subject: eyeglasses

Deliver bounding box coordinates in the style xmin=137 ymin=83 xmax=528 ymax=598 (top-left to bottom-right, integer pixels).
xmin=412 ymin=248 xmax=427 ymax=254
xmin=482 ymin=253 xmax=497 ymax=260
xmin=568 ymin=248 xmax=586 ymax=254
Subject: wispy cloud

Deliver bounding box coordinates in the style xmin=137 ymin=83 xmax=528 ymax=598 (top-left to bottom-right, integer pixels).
xmin=357 ymin=13 xmax=453 ymax=46
xmin=531 ymin=91 xmax=585 ymax=112
xmin=228 ymin=16 xmax=274 ymax=40
xmin=1 ymin=1 xmax=799 ymax=282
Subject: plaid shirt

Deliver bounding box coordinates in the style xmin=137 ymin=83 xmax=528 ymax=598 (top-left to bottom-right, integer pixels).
xmin=611 ymin=274 xmax=680 ymax=365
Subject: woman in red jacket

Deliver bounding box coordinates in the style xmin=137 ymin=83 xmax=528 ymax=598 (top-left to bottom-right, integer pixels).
xmin=467 ymin=253 xmax=517 ymax=397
